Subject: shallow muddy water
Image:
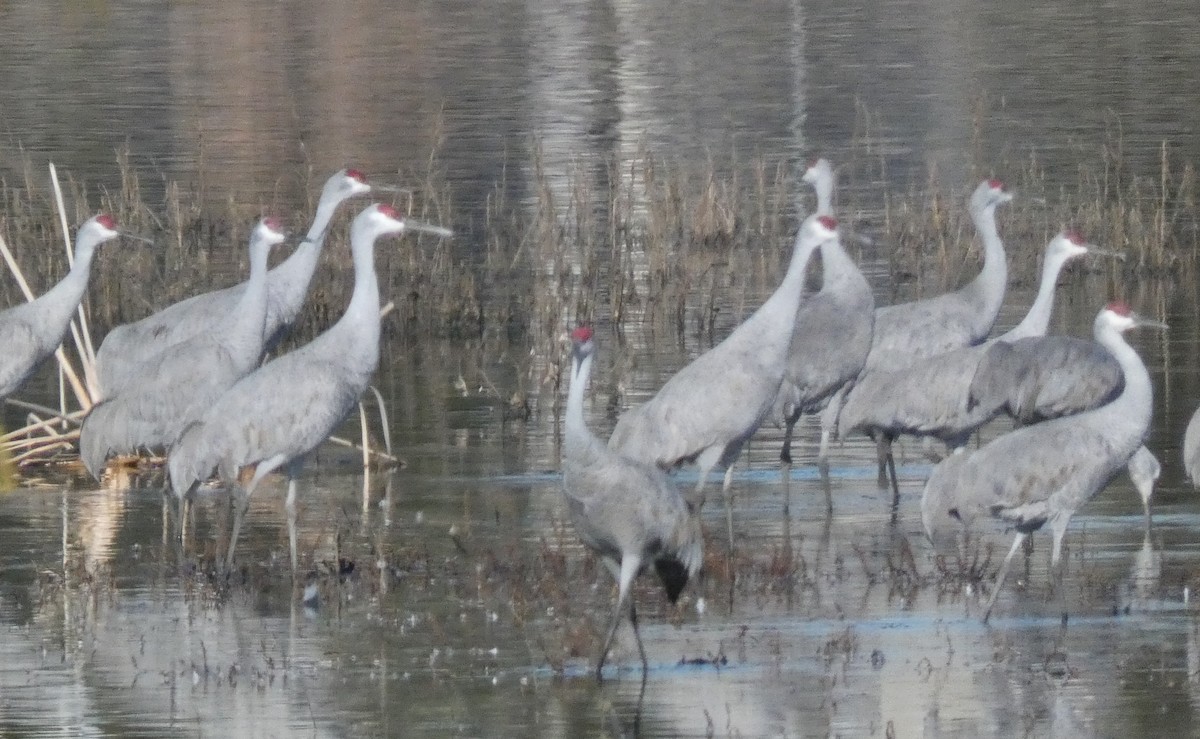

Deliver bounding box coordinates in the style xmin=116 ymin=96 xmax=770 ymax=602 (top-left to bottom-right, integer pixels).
xmin=4 ymin=0 xmax=1200 ymax=736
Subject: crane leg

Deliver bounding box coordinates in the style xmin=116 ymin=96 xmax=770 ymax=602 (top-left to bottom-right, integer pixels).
xmin=629 ymin=601 xmax=648 ymax=675
xmin=226 ymin=453 xmax=289 ymax=573
xmin=722 ymin=465 xmax=736 ymax=551
xmin=875 ymin=435 xmax=889 ymax=486
xmin=597 ymin=554 xmax=640 ymax=682
xmin=983 ymin=532 xmax=1026 ymax=624
xmin=780 ymin=413 xmax=798 ymax=466
xmin=285 ymin=477 xmax=299 ymax=576
xmin=885 ymin=448 xmax=900 ymax=512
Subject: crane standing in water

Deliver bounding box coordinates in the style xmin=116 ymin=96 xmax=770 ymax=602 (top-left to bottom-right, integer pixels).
xmin=562 ymin=325 xmax=702 ymax=681
xmin=774 ymin=160 xmax=874 ymax=506
xmin=168 ymin=204 xmax=451 ymax=572
xmin=607 ymin=215 xmax=838 ymax=547
xmin=843 ymin=179 xmax=1013 ymax=500
xmin=838 ymin=231 xmax=1098 ymax=465
xmin=79 ymin=217 xmax=289 ymax=480
xmin=0 ymin=215 xmax=138 ymax=400
xmin=95 ymin=169 xmax=379 ymax=399
xmin=921 ymin=302 xmax=1165 ymax=623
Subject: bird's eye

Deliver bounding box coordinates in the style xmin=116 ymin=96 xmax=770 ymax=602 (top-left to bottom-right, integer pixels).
xmin=948 ymin=508 xmax=962 ymax=521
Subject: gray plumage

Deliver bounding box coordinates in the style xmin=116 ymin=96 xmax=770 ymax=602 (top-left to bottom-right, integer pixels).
xmin=862 ymin=179 xmax=1013 ymax=373
xmin=168 ymin=204 xmax=451 ymax=571
xmin=921 ymin=303 xmax=1164 ymax=622
xmin=774 ymin=159 xmax=874 ymax=476
xmin=79 ymin=218 xmax=288 ymax=479
xmin=969 ymin=335 xmax=1123 ymax=425
xmin=562 ymin=326 xmax=702 ymax=680
xmin=95 ymin=169 xmax=373 ymax=400
xmin=607 ymin=214 xmax=837 ymax=542
xmin=0 ymin=215 xmax=123 ymax=399
xmin=1127 ymin=445 xmax=1160 ymax=525
xmin=839 ymin=232 xmax=1092 ymax=452
xmin=1186 ymin=406 xmax=1200 ymax=489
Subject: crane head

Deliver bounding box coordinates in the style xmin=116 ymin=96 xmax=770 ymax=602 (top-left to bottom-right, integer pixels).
xmin=1098 ymin=301 xmax=1167 ymax=333
xmin=570 ymin=325 xmax=595 ymax=360
xmin=324 ymin=168 xmax=373 ymax=204
xmin=252 ymin=217 xmax=289 ymax=251
xmin=802 ymin=157 xmax=832 ymax=183
xmin=96 ymin=214 xmax=117 ymax=231
xmin=969 ymin=179 xmax=1014 ymax=214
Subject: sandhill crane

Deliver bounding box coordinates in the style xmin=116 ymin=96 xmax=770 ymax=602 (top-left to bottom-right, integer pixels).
xmin=168 ymin=204 xmax=451 ymax=572
xmin=562 ymin=325 xmax=702 ymax=680
xmin=838 ymin=231 xmax=1095 ymax=476
xmin=79 ymin=217 xmax=289 ymax=480
xmin=95 ymin=169 xmax=378 ymax=399
xmin=1183 ymin=405 xmax=1200 ymax=489
xmin=0 ymin=215 xmax=137 ymax=399
xmin=921 ymin=302 xmax=1165 ymax=623
xmin=864 ymin=179 xmax=1013 ymax=372
xmin=774 ymin=161 xmax=873 ymax=503
xmin=608 ymin=214 xmax=838 ymax=546
xmin=1128 ymin=445 xmax=1160 ymax=526
xmin=804 ymin=157 xmax=834 ymax=216
xmin=845 ymin=179 xmax=1013 ymax=495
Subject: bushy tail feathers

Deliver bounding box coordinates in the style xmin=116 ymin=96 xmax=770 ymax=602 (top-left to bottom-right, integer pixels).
xmin=78 ymin=403 xmax=112 ymax=481
xmin=167 ymin=420 xmax=215 ymax=498
xmin=656 ymin=509 xmax=704 ymax=604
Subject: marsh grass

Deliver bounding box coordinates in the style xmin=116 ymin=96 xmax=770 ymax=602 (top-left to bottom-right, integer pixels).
xmin=0 ymin=126 xmax=1194 ymax=470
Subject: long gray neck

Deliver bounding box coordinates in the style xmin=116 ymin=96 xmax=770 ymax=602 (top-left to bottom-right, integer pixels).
xmin=756 ymin=231 xmax=820 ymax=329
xmin=961 ymin=202 xmax=1006 ymax=331
xmin=998 ymin=251 xmax=1069 ymax=342
xmin=812 ymin=172 xmax=833 ymax=216
xmin=269 ymin=194 xmax=343 ymax=287
xmin=1097 ymin=324 xmax=1154 ymax=435
xmin=35 ymin=240 xmax=97 ymax=350
xmin=223 ymin=239 xmax=273 ymax=365
xmin=565 ymin=352 xmax=593 ymax=445
xmin=331 ymin=222 xmax=383 ymax=371
xmin=564 ymin=350 xmax=605 ymax=465
xmin=818 ymin=238 xmax=863 ymax=293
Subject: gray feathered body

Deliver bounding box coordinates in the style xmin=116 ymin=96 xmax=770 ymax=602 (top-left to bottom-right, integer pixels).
xmin=80 ymin=223 xmax=284 ymax=478
xmin=864 ymin=282 xmax=997 ymax=374
xmin=0 ymin=223 xmax=106 ymax=398
xmin=608 ymin=218 xmax=826 ymax=482
xmin=564 ymin=349 xmax=702 ymax=605
xmin=168 ymin=295 xmax=378 ymax=496
xmin=564 ymin=429 xmax=702 ymax=601
xmin=839 ymin=343 xmax=1002 ymax=449
xmin=168 ymin=211 xmax=387 ymax=498
xmin=861 ymin=182 xmax=1009 ymax=374
xmin=969 ymin=336 xmax=1122 ymax=425
xmin=922 ymin=316 xmax=1153 ymax=554
xmin=96 ymin=246 xmax=320 ymax=398
xmin=1183 ymin=407 xmax=1200 ymax=488
xmin=0 ymin=294 xmax=78 ymax=399
xmin=775 ymin=235 xmax=874 ymax=422
xmin=96 ymin=171 xmax=366 ymax=399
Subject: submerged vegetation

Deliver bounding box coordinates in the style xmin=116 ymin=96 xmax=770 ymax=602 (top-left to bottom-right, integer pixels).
xmin=0 ymin=124 xmax=1195 ymax=470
